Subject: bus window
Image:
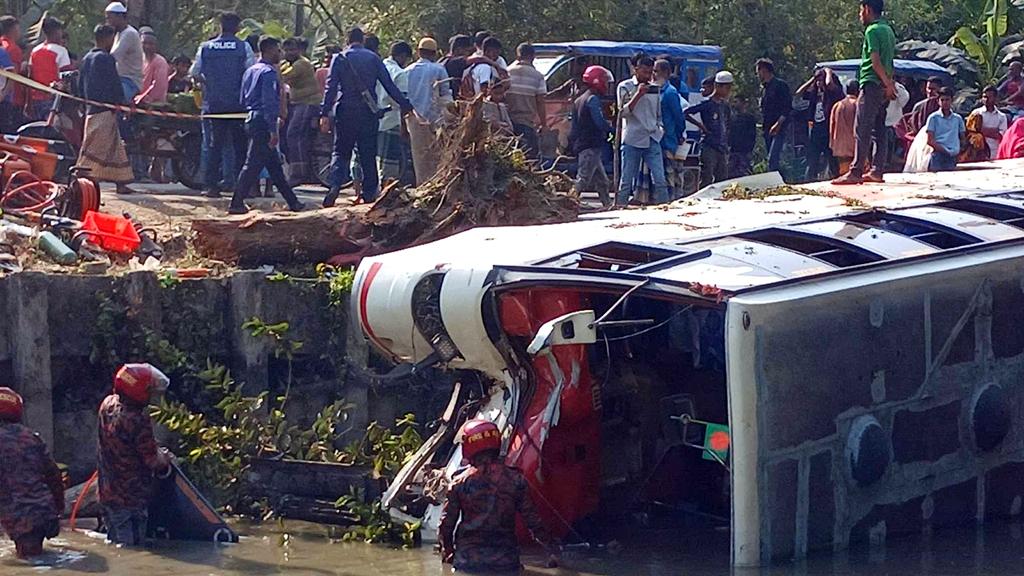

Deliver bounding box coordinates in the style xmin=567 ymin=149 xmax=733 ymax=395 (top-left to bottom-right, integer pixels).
xmin=686 ymin=66 xmax=700 ymax=92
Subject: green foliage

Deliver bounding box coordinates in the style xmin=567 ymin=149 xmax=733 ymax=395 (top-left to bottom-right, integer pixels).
xmin=953 ymin=0 xmax=1017 ymax=84
xmin=341 ymin=414 xmax=423 ymax=479
xmin=243 ymin=318 xmax=305 ymax=361
xmin=330 ymin=414 xmax=423 ymax=546
xmin=152 ymin=362 xmax=354 ymax=516
xmin=35 ymin=0 xmax=1021 ymax=96
xmin=335 ymin=488 xmax=421 ymax=547
xmin=316 ymin=264 xmax=355 ymax=309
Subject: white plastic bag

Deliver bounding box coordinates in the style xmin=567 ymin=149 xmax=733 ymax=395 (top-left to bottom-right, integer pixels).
xmin=903 ymin=129 xmax=933 ymax=173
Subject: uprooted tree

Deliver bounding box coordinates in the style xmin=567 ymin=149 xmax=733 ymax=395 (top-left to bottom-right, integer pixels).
xmin=191 ymin=98 xmax=580 ymax=266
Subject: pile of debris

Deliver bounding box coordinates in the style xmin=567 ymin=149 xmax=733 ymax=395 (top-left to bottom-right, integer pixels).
xmin=364 ymin=98 xmax=579 ymax=249
xmin=191 ymin=99 xmax=580 ymax=266
xmin=719 ymin=182 xmax=868 ymax=207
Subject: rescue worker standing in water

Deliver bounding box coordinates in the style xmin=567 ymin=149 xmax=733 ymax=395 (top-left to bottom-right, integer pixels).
xmin=97 ymin=364 xmax=172 ymax=547
xmin=0 ymin=387 xmax=64 ymax=559
xmin=439 ymin=419 xmax=559 ymax=574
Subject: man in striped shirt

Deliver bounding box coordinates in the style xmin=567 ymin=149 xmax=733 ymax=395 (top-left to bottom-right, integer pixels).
xmin=506 ymin=43 xmax=547 ymax=159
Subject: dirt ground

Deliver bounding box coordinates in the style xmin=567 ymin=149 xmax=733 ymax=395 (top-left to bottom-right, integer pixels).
xmin=0 ymin=182 xmax=356 ymax=275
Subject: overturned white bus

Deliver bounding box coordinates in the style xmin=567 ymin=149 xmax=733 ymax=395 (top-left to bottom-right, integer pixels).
xmin=352 ymin=161 xmax=1024 ymax=566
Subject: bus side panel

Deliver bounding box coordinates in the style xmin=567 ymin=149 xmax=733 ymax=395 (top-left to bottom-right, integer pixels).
xmin=735 ymin=252 xmax=1024 ymax=564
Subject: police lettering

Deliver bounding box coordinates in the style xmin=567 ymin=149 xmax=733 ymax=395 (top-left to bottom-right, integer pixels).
xmin=208 ymin=41 xmax=238 ymax=50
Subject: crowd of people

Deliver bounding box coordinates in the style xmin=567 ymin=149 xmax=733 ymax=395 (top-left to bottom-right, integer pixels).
xmin=0 ymin=4 xmax=550 ymax=214
xmin=0 ymin=0 xmax=1022 ymax=217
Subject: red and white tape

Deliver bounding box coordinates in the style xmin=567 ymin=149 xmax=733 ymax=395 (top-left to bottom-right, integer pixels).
xmin=0 ymin=68 xmax=247 ymax=120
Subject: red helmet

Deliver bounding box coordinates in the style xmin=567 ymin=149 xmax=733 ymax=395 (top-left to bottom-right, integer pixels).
xmin=459 ymin=419 xmax=502 ymax=461
xmin=114 ymin=364 xmax=170 ymax=405
xmin=0 ymin=387 xmax=24 ymax=422
xmin=582 ymin=65 xmax=614 ymax=95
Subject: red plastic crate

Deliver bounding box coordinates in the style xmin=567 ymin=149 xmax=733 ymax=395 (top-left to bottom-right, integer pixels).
xmin=81 ymin=210 xmax=141 ymax=254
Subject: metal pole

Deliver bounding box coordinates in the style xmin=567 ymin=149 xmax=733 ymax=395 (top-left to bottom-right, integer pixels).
xmin=294 ymin=2 xmax=305 ymax=37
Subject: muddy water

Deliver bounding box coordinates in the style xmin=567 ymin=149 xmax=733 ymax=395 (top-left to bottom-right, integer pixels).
xmin=3 ymin=519 xmax=1024 ymax=575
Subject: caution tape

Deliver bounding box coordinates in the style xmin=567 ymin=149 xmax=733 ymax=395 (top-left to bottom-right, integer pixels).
xmin=0 ymin=67 xmax=247 ymax=120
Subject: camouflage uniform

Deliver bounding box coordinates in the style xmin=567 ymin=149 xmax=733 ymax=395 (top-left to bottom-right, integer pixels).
xmin=439 ymin=461 xmax=554 ymax=574
xmin=97 ymin=393 xmax=165 ymax=546
xmin=0 ymin=422 xmax=63 ymax=557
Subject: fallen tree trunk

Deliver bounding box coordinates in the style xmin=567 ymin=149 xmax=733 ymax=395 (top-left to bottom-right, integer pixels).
xmin=191 ymin=205 xmax=373 ymax=266
xmin=191 ymin=99 xmax=579 ymax=265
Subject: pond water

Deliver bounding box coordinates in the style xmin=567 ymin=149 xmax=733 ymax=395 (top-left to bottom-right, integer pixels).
xmin=4 ymin=518 xmax=1024 ymax=575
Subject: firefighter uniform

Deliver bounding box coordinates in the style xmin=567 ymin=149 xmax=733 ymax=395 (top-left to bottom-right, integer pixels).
xmin=96 ymin=364 xmax=170 ymax=546
xmin=439 ymin=419 xmax=557 ymax=575
xmin=0 ymin=388 xmax=63 ymax=558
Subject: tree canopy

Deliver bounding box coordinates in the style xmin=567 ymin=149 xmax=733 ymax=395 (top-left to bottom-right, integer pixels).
xmin=35 ymin=0 xmax=1024 ymax=92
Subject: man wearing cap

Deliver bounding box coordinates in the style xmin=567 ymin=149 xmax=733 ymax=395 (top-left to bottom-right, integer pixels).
xmin=684 ymin=70 xmax=734 ymax=188
xmin=192 ymin=12 xmax=254 ymax=198
xmin=139 ymin=29 xmax=168 ymax=105
xmin=104 ymin=2 xmax=143 ymax=101
xmin=404 ymin=37 xmax=452 ymax=185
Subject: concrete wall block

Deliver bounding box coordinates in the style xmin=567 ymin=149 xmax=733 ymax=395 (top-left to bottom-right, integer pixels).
xmin=229 ymin=271 xmax=273 ymax=393
xmin=7 ymin=272 xmax=54 ymax=447
xmin=121 ymin=271 xmax=164 ymax=334
xmin=47 ymin=275 xmax=112 ymax=357
xmin=53 ymin=409 xmax=98 ymax=481
xmin=257 ymin=278 xmax=335 ymax=358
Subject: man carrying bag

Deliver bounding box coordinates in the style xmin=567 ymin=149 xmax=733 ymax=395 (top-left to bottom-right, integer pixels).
xmin=319 ymin=27 xmax=412 ymax=206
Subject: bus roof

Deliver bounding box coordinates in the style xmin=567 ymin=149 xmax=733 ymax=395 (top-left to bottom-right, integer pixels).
xmin=817 ymin=59 xmax=951 ymax=78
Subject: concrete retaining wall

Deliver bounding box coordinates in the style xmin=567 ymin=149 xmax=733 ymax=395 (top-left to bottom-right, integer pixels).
xmin=0 ymin=270 xmax=442 ymax=482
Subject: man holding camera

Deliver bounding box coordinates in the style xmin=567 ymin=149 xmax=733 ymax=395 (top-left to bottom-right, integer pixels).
xmin=616 ymin=54 xmax=668 ymax=206
xmin=320 ymin=27 xmax=412 ymax=207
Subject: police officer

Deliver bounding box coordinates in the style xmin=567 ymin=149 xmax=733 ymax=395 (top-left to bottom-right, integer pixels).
xmin=319 ymin=27 xmax=412 ymax=207
xmin=0 ymin=387 xmax=63 ymax=559
xmin=97 ymin=364 xmax=172 ymax=547
xmin=192 ymin=12 xmax=254 ymax=198
xmin=229 ymin=37 xmax=305 ymax=214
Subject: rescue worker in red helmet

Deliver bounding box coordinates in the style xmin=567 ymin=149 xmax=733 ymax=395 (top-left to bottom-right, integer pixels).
xmin=97 ymin=363 xmax=172 ymax=547
xmin=438 ymin=419 xmax=559 ymax=574
xmin=0 ymin=387 xmax=64 ymax=559
xmin=569 ymin=65 xmax=615 ymax=207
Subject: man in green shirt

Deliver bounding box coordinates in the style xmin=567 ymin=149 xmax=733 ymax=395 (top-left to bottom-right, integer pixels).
xmin=281 ymin=37 xmax=321 ymax=185
xmin=833 ymin=0 xmax=896 ymax=185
